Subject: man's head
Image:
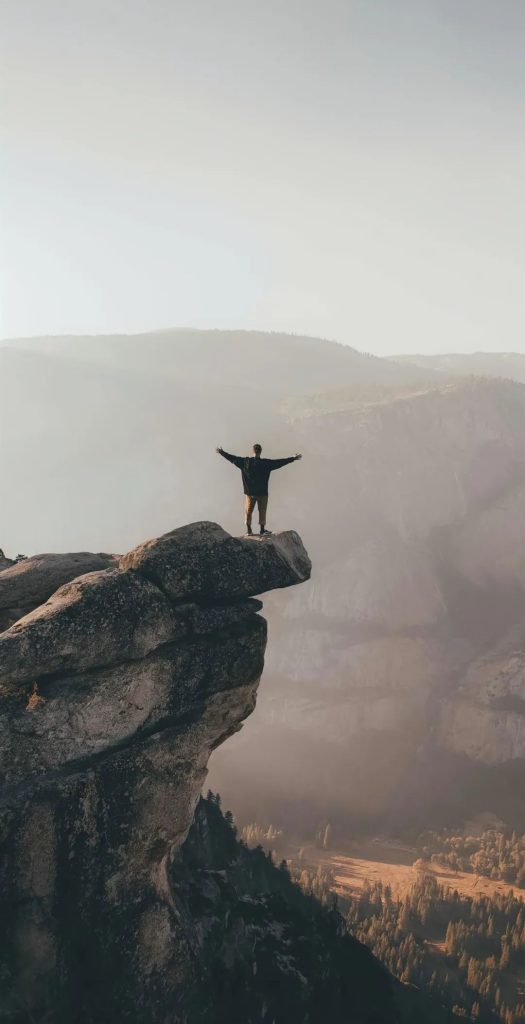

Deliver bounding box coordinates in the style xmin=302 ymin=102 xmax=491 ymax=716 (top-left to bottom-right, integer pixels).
xmin=253 ymin=443 xmax=262 ymax=458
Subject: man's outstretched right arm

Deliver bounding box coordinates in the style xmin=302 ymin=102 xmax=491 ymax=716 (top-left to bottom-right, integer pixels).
xmin=216 ymin=447 xmax=244 ymax=468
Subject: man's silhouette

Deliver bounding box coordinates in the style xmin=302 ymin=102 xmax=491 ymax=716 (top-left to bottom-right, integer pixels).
xmin=216 ymin=443 xmax=302 ymax=536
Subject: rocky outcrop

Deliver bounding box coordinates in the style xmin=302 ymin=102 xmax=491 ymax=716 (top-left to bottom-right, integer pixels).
xmin=0 ymin=522 xmax=310 ymax=1023
xmin=120 ymin=520 xmax=311 ymax=601
xmin=0 ymin=551 xmax=117 ymax=630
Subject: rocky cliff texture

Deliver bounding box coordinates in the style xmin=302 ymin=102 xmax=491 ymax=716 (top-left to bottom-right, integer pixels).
xmin=439 ymin=631 xmax=525 ymax=765
xmin=0 ymin=551 xmax=118 ymax=631
xmin=0 ymin=522 xmax=311 ymax=1022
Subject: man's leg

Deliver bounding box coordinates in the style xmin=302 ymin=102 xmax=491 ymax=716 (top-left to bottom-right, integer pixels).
xmin=257 ymin=496 xmax=269 ymax=534
xmin=245 ymin=495 xmax=256 ymax=534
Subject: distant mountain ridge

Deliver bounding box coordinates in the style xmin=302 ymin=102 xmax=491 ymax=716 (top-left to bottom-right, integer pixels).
xmin=390 ymin=351 xmax=525 ymax=383
xmin=2 ymin=327 xmax=432 ymax=395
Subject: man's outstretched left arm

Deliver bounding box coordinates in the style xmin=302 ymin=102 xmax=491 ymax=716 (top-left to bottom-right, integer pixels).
xmin=269 ymin=454 xmax=302 ymax=469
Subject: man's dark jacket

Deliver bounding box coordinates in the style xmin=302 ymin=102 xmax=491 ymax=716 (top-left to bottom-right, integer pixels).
xmin=219 ymin=451 xmax=295 ymax=495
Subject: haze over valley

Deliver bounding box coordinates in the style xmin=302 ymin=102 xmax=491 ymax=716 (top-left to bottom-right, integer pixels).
xmin=3 ymin=328 xmax=525 ymax=835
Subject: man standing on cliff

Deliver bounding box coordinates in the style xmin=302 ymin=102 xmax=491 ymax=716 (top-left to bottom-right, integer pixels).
xmin=216 ymin=443 xmax=302 ymax=536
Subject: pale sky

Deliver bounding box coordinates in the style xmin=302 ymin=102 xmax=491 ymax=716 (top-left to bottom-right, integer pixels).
xmin=2 ymin=0 xmax=524 ymax=354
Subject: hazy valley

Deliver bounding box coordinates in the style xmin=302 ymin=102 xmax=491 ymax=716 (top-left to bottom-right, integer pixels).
xmin=4 ymin=329 xmax=525 ymax=1021
xmin=4 ymin=330 xmax=525 ymax=834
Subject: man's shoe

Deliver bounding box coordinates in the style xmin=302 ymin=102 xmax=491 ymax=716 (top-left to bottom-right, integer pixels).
xmin=260 ymin=528 xmax=272 ymax=536
xmin=246 ymin=527 xmax=253 ymax=536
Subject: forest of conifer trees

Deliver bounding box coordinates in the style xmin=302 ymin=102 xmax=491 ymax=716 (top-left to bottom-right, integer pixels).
xmin=241 ymin=815 xmax=525 ymax=1022
xmin=347 ymin=875 xmax=525 ymax=1022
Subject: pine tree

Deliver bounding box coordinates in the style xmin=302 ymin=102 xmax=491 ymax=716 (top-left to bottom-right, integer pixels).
xmin=500 ymin=941 xmax=511 ymax=970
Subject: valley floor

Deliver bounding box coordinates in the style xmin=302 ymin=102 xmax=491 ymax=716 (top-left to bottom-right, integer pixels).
xmin=286 ymin=838 xmax=525 ymax=903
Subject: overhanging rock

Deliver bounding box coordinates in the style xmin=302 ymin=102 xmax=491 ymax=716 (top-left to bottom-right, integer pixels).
xmin=120 ymin=521 xmax=311 ymax=601
xmin=0 ymin=522 xmax=311 ymax=1022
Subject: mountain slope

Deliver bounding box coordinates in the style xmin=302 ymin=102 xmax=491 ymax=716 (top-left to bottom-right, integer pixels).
xmin=2 ymin=328 xmax=431 ymax=395
xmin=391 ymin=351 xmax=525 ymax=383
xmin=171 ymin=795 xmax=453 ymax=1024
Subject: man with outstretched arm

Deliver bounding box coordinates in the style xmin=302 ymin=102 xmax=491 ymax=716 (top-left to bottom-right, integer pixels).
xmin=216 ymin=442 xmax=302 ymax=536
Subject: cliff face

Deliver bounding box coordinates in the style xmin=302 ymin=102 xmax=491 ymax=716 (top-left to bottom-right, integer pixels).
xmin=439 ymin=634 xmax=525 ymax=765
xmin=0 ymin=522 xmax=311 ymax=1022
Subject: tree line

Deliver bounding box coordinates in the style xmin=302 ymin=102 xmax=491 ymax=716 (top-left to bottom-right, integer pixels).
xmin=417 ymin=830 xmax=525 ymax=888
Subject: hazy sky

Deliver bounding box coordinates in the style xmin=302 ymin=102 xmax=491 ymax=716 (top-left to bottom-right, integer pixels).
xmin=2 ymin=0 xmax=524 ymax=354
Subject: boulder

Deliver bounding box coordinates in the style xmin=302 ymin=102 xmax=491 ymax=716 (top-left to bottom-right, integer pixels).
xmin=0 ymin=551 xmax=117 ymax=626
xmin=120 ymin=521 xmax=311 ymax=602
xmin=0 ymin=568 xmax=183 ymax=688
